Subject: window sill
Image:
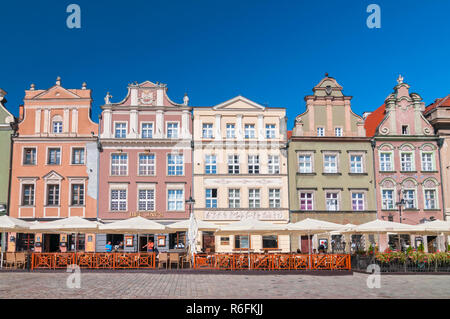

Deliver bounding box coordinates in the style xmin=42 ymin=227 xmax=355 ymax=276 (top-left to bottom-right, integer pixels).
xmin=348 ymin=173 xmax=368 ymax=176
xmin=19 ymin=205 xmax=35 ymax=208
xmin=322 ymin=173 xmax=342 ymax=176
xmin=403 ymin=209 xmax=419 ymax=211
xmin=22 ymin=164 xmax=36 ymax=166
xmin=381 ymin=209 xmax=397 ymax=211
xmin=421 ymin=170 xmax=438 ymax=173
xmin=297 ymin=172 xmax=316 ymax=176
xmin=379 ymin=171 xmax=396 ymax=173
xmin=423 ymin=209 xmax=441 ymax=211
xmin=44 ymin=205 xmax=61 ymax=208
xmin=70 ymin=163 xmax=85 ymax=166
xmin=70 ymin=205 xmax=85 ymax=208
xmin=400 ymin=171 xmax=417 ymax=173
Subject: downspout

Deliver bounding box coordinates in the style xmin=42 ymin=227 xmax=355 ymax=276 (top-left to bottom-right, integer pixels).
xmin=437 ymin=137 xmax=446 ymax=221
xmin=371 ymin=138 xmax=378 ymax=220
xmin=96 ymin=113 xmax=103 ymax=252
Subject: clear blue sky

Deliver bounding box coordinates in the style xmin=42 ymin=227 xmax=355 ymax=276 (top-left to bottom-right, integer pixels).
xmin=1 ymin=0 xmax=449 ymax=128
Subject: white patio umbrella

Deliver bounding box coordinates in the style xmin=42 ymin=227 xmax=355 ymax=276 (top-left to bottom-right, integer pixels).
xmin=286 ymin=218 xmax=344 ymax=256
xmin=216 ymin=218 xmax=287 ymax=269
xmin=30 ymin=217 xmax=102 ymax=252
xmin=416 ymin=220 xmax=450 ymax=251
xmin=187 ymin=213 xmax=198 ymax=263
xmin=0 ymin=216 xmax=34 ymax=269
xmin=167 ymin=218 xmax=219 ymax=232
xmin=98 ymin=216 xmax=166 ymax=234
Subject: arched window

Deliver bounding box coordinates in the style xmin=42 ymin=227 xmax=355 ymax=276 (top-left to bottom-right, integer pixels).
xmin=52 ymin=115 xmax=63 ymax=133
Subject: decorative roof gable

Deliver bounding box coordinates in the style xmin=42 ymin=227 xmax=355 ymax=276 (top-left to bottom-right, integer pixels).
xmin=212 ymin=95 xmax=265 ymax=111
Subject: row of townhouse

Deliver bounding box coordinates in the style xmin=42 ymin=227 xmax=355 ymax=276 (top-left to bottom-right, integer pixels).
xmin=0 ymin=74 xmax=448 ymax=253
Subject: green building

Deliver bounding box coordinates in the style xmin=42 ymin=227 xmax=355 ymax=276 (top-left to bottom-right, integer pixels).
xmin=288 ymin=75 xmax=377 ymax=253
xmin=0 ymin=89 xmax=15 ymax=251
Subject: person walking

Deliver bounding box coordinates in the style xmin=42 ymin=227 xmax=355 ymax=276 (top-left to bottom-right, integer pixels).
xmin=142 ymin=240 xmax=154 ymax=252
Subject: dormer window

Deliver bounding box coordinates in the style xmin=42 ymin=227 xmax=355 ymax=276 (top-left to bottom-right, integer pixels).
xmin=402 ymin=125 xmax=409 ymax=135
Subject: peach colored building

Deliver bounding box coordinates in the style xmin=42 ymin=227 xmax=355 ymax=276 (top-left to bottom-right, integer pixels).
xmin=98 ymin=81 xmax=192 ymax=252
xmin=8 ymin=78 xmax=98 ymax=252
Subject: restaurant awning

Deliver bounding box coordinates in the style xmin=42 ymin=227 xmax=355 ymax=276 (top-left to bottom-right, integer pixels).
xmin=98 ymin=216 xmax=166 ymax=234
xmin=215 ymin=218 xmax=287 ymax=235
xmin=0 ymin=215 xmax=33 ymax=233
xmin=341 ymin=219 xmax=419 ymax=234
xmin=29 ymin=216 xmax=101 ymax=233
xmin=286 ymin=218 xmax=344 ymax=234
xmin=167 ymin=219 xmax=219 ymax=232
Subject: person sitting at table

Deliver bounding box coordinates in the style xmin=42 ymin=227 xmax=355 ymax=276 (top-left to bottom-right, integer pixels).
xmin=105 ymin=241 xmax=112 ymax=252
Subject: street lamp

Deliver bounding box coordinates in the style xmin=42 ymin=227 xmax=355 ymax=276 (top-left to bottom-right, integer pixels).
xmin=395 ymin=189 xmax=406 ymax=251
xmin=184 ymin=195 xmax=195 ymax=248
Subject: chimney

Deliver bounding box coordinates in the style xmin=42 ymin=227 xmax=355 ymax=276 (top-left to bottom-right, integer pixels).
xmin=19 ymin=105 xmax=24 ymax=121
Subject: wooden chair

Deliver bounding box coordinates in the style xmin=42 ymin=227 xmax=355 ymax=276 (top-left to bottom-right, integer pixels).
xmin=179 ymin=253 xmax=189 ymax=268
xmin=169 ymin=253 xmax=180 ymax=269
xmin=5 ymin=253 xmax=16 ymax=269
xmin=158 ymin=252 xmax=168 ymax=269
xmin=15 ymin=252 xmax=26 ymax=269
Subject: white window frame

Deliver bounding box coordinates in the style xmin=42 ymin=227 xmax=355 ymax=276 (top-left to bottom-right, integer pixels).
xmin=205 ymin=154 xmax=217 ymax=174
xmin=141 ymin=122 xmax=154 ymax=139
xmin=400 ymin=152 xmax=415 ymax=172
xmin=111 ymin=153 xmax=128 ymax=176
xmin=350 ymin=154 xmax=364 ymax=173
xmin=269 ymin=188 xmax=281 ymax=208
xmin=114 ymin=122 xmax=127 ymax=139
xmin=351 ymin=192 xmax=365 ymax=211
xmin=249 ymin=188 xmax=261 ymax=208
xmin=381 ymin=188 xmax=395 ymax=210
xmin=228 ymin=155 xmax=240 ymax=174
xmin=226 ymin=123 xmax=236 ymax=139
xmin=110 ymin=186 xmax=128 ymax=212
xmin=202 ymin=123 xmax=214 ymax=139
xmin=402 ymin=189 xmax=417 ymax=209
xmin=138 ymin=153 xmax=156 ymax=176
xmin=265 ymin=124 xmax=276 ymax=139
xmin=205 ymin=188 xmax=218 ymax=208
xmin=167 ymin=153 xmax=184 ymax=176
xmin=23 ymin=147 xmax=37 ymax=165
xmin=421 ymin=151 xmax=434 ymax=171
xmin=138 ymin=187 xmax=156 ymax=212
xmin=298 ymin=153 xmax=313 ymax=173
xmin=166 ymin=122 xmax=179 ymax=139
xmin=325 ymin=191 xmax=339 ymax=211
xmin=244 ymin=124 xmax=256 ymax=139
xmin=52 ymin=121 xmax=63 ymax=134
xmin=323 ymin=153 xmax=338 ymax=173
xmin=379 ymin=151 xmax=393 ymax=172
xmin=46 ymin=184 xmax=60 ymax=206
xmin=228 ymin=188 xmax=240 ymax=208
xmin=317 ymin=127 xmax=325 ymax=137
xmin=71 ymin=147 xmax=86 ymax=165
xmin=334 ymin=127 xmax=343 ymax=137
xmin=268 ymin=155 xmax=280 ymax=174
xmin=299 ymin=191 xmax=314 ymax=211
xmin=167 ymin=188 xmax=184 ymax=211
xmin=248 ymin=155 xmax=260 ymax=174
xmin=46 ymin=147 xmax=62 ymax=165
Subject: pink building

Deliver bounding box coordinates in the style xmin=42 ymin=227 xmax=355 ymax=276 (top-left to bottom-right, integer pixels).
xmin=365 ymin=76 xmax=444 ymax=252
xmin=98 ymin=81 xmax=192 ymax=252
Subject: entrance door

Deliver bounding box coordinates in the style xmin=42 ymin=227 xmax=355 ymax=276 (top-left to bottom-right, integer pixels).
xmin=139 ymin=235 xmax=154 ymax=252
xmin=300 ymin=235 xmax=312 ymax=254
xmin=202 ymin=232 xmax=215 ymax=253
xmin=43 ymin=234 xmax=60 ymax=252
xmin=427 ymin=236 xmax=437 ymax=253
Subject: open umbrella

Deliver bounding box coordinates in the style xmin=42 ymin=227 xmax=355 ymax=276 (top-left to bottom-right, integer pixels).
xmin=216 ymin=218 xmax=287 ymax=269
xmin=187 ymin=213 xmax=198 ymax=263
xmin=0 ymin=216 xmax=34 ymax=269
xmin=167 ymin=219 xmax=219 ymax=232
xmin=98 ymin=216 xmax=166 ymax=234
xmin=416 ymin=220 xmax=450 ymax=251
xmin=30 ymin=217 xmax=102 ymax=252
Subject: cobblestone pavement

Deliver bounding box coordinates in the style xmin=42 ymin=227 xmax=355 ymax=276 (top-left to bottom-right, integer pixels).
xmin=0 ymin=271 xmax=449 ymax=299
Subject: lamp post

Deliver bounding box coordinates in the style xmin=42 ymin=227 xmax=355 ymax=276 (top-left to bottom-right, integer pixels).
xmin=185 ymin=195 xmax=195 ymax=247
xmin=395 ymin=189 xmax=406 ymax=251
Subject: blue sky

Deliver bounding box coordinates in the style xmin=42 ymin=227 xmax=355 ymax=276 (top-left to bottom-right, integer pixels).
xmin=1 ymin=0 xmax=449 ymax=128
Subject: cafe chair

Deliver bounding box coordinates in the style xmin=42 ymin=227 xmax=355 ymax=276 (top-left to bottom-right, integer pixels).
xmin=158 ymin=252 xmax=169 ymax=269
xmin=169 ymin=253 xmax=180 ymax=269
xmin=5 ymin=253 xmax=16 ymax=269
xmin=15 ymin=252 xmax=26 ymax=269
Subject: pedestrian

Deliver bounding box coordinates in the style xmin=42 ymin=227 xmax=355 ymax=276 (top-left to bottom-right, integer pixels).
xmin=142 ymin=240 xmax=154 ymax=252
xmin=105 ymin=241 xmax=112 ymax=252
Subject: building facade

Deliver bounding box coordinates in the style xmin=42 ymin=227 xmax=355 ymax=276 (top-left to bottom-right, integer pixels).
xmin=98 ymin=81 xmax=192 ymax=252
xmin=193 ymin=96 xmax=290 ymax=253
xmin=289 ymin=75 xmax=377 ymax=253
xmin=365 ymin=77 xmax=444 ymax=252
xmin=8 ymin=78 xmax=99 ymax=252
xmin=424 ymin=95 xmax=450 ymax=220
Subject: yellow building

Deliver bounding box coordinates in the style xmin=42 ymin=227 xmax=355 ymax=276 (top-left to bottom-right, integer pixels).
xmin=193 ymin=96 xmax=289 ymax=253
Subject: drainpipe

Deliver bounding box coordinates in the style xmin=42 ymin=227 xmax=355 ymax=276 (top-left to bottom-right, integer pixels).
xmin=371 ymin=138 xmax=379 ymax=250
xmin=96 ymin=113 xmax=103 ymax=252
xmin=284 ymin=129 xmax=291 ymax=252
xmin=437 ymin=137 xmax=446 ymax=221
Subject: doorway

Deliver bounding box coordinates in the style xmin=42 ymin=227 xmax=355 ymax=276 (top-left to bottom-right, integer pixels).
xmin=68 ymin=234 xmax=85 ymax=251
xmin=202 ymin=232 xmax=215 ymax=253
xmin=300 ymin=235 xmax=312 ymax=254
xmin=139 ymin=235 xmax=154 ymax=252
xmin=43 ymin=234 xmax=60 ymax=252
xmin=427 ymin=236 xmax=437 ymax=253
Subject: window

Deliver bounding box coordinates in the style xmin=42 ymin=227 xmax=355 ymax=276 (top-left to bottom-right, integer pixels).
xmin=350 ymin=155 xmax=363 ymax=173
xmin=168 ymin=189 xmax=184 ymax=211
xmin=228 ymin=189 xmax=240 ymax=208
xmin=324 ymin=155 xmax=337 ymax=173
xmin=382 ymin=190 xmax=394 ymax=210
xmin=47 ymin=148 xmax=61 ymax=165
xmin=167 ymin=122 xmax=179 ymax=139
xmin=22 ymin=185 xmax=34 ymax=206
xmin=403 ymin=190 xmax=416 ymax=209
xmin=142 ymin=123 xmax=153 ymax=139
xmin=424 ymin=189 xmax=436 ymax=209
xmin=23 ymin=148 xmax=36 ymax=165
xmin=111 ymin=189 xmax=127 ymax=211
xmin=421 ymin=153 xmax=433 ymax=171
xmin=138 ymin=189 xmax=155 ymax=211
xmin=380 ymin=153 xmax=392 ymax=171
xmin=228 ymin=155 xmax=240 ymax=174
xmin=202 ymin=123 xmax=213 ymax=138
xmin=168 ymin=154 xmax=183 ymax=176
xmin=335 ymin=127 xmax=342 ymax=137
xmin=248 ymin=155 xmax=260 ymax=174
xmin=317 ymin=127 xmax=325 ymax=137
xmin=235 ymin=235 xmax=249 ymax=249
xmin=244 ymin=124 xmax=255 ymax=139
xmin=205 ymin=155 xmax=217 ymax=174
xmin=326 ymin=192 xmax=339 ymax=211
xmin=72 ymin=148 xmax=85 ymax=165
xmin=52 ymin=121 xmax=63 ymax=133
xmin=298 ymin=155 xmax=312 ymax=173
xmin=206 ymin=188 xmax=218 ymax=208
xmin=139 ymin=154 xmax=155 ymax=176
xmin=269 ymin=189 xmax=281 ymax=208
xmin=226 ymin=124 xmax=235 ymax=139
xmin=262 ymin=235 xmax=278 ymax=249
xmin=401 ymin=153 xmax=413 ymax=171
xmin=268 ymin=155 xmax=280 ymax=174
xmin=71 ymin=184 xmax=85 ymax=206
xmin=111 ymin=154 xmax=128 ymax=175
xmin=266 ymin=124 xmax=276 ymax=139
xmin=114 ymin=123 xmax=127 ymax=138
xmin=249 ymin=189 xmax=260 ymax=208
xmin=220 ymin=237 xmax=230 ymax=245
xmin=299 ymin=192 xmax=313 ymax=210
xmin=402 ymin=125 xmax=409 ymax=135
xmin=47 ymin=185 xmax=60 ymax=206
xmin=351 ymin=193 xmax=364 ymax=211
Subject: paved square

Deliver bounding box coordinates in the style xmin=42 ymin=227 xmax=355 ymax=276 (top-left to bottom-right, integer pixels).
xmin=0 ymin=271 xmax=449 ymax=299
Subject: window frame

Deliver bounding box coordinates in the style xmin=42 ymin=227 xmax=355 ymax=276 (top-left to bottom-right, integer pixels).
xmin=114 ymin=122 xmax=128 ymax=139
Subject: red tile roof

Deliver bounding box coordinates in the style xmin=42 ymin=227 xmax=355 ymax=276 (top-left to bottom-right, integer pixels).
xmin=287 ymin=130 xmax=292 ymax=139
xmin=425 ymin=95 xmax=450 ymax=114
xmin=364 ymin=104 xmax=386 ymax=137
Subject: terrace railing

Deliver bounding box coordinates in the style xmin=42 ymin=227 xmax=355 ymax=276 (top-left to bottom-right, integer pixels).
xmin=193 ymin=253 xmax=351 ymax=270
xmin=31 ymin=252 xmax=156 ymax=270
